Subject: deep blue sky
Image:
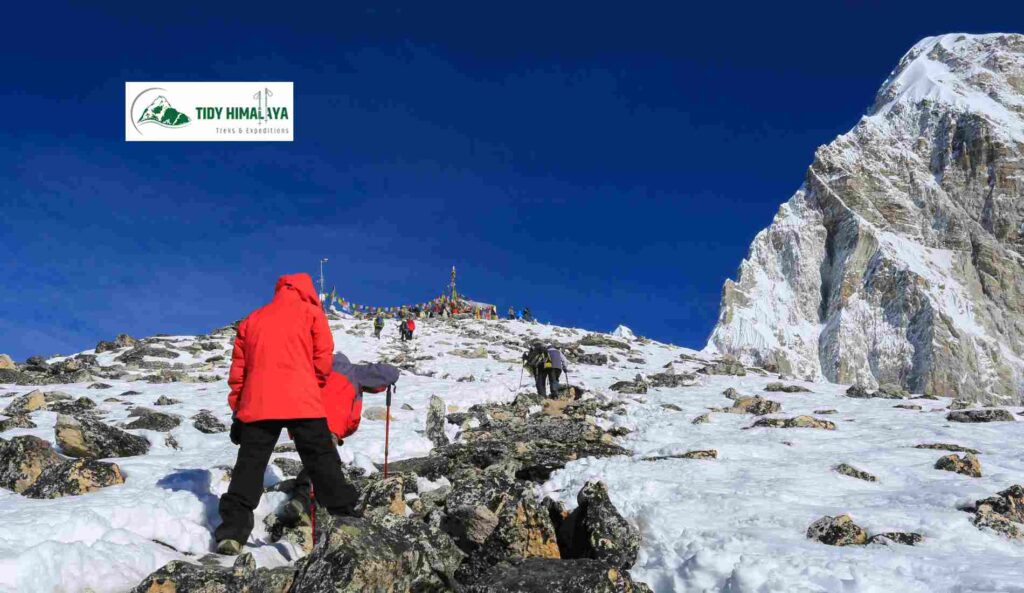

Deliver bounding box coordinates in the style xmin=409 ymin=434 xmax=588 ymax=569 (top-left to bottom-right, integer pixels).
xmin=1 ymin=2 xmax=1020 ymax=360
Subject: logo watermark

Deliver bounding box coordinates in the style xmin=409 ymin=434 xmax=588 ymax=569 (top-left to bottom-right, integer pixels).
xmin=125 ymin=82 xmax=293 ymax=141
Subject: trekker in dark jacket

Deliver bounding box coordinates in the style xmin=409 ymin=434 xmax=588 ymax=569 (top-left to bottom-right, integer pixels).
xmin=523 ymin=342 xmax=568 ymax=398
xmin=215 ymin=273 xmax=358 ymax=556
xmin=373 ymin=315 xmax=385 ymax=339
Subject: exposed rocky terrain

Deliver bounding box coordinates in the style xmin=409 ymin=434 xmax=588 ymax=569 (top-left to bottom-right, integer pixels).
xmin=1 ymin=313 xmax=1022 ymax=592
xmin=707 ymin=33 xmax=1024 ymax=405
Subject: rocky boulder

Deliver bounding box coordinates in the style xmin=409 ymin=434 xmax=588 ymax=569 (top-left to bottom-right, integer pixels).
xmin=971 ymin=485 xmax=1024 ymax=539
xmin=55 ymin=414 xmax=150 ymax=458
xmin=192 ymin=410 xmax=227 ymax=434
xmin=288 ymin=513 xmax=465 ymax=593
xmin=576 ymin=353 xmax=608 ymax=366
xmin=0 ymin=415 xmax=37 ymax=431
xmin=914 ymin=443 xmax=981 ymax=454
xmin=833 ymin=463 xmax=877 ymax=482
xmin=750 ymin=416 xmax=836 ymax=430
xmin=806 ymin=514 xmax=868 ymax=546
xmin=3 ymin=389 xmax=46 ymax=415
xmin=647 ymin=372 xmax=696 ymax=389
xmin=131 ymin=553 xmax=294 ymax=593
xmin=22 ymin=458 xmax=125 ymax=499
xmin=554 ymin=481 xmax=639 ymax=570
xmin=125 ymin=409 xmax=182 ymax=432
xmin=698 ymin=358 xmax=746 ymax=376
xmin=868 ymin=532 xmax=923 ymax=546
xmin=765 ymin=382 xmax=810 ymax=393
xmin=578 ymin=334 xmax=630 ymax=351
xmin=426 ymin=395 xmax=449 ymax=447
xmin=946 ymin=409 xmax=1016 ymax=423
xmin=935 ymin=453 xmax=982 ymax=477
xmin=0 ymin=435 xmax=63 ymax=493
xmin=465 ymin=558 xmax=651 ymax=593
xmin=730 ymin=396 xmax=781 ymax=415
xmin=609 ymin=375 xmax=648 ymax=395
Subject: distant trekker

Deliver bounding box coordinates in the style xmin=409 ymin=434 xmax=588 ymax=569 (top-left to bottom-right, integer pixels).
xmin=400 ymin=317 xmax=416 ymax=341
xmin=507 ymin=306 xmax=516 ymax=320
xmin=522 ymin=307 xmax=534 ymax=322
xmin=523 ymin=342 xmax=568 ymax=397
xmin=373 ymin=314 xmax=385 ymax=339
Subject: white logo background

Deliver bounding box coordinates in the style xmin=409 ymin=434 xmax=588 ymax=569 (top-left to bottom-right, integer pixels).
xmin=125 ymin=82 xmax=294 ymax=142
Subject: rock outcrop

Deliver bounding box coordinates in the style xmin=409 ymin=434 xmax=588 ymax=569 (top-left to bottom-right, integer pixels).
xmin=55 ymin=414 xmax=150 ymax=458
xmin=707 ymin=34 xmax=1024 ymax=405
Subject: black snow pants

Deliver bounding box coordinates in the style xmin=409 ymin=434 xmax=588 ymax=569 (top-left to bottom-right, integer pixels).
xmin=215 ymin=418 xmax=357 ymax=544
xmin=534 ymin=367 xmax=562 ymax=398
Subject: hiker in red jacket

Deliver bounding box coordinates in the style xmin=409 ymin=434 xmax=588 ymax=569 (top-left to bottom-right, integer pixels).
xmin=400 ymin=317 xmax=415 ymax=341
xmin=215 ymin=273 xmax=357 ymax=555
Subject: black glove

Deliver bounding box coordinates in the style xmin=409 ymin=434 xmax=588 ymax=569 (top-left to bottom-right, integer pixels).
xmin=229 ymin=417 xmax=242 ymax=445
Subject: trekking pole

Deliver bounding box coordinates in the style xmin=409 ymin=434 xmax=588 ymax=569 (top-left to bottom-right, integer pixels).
xmin=310 ymin=485 xmax=317 ymax=543
xmin=515 ymin=365 xmax=525 ymax=392
xmin=383 ymin=385 xmax=393 ymax=478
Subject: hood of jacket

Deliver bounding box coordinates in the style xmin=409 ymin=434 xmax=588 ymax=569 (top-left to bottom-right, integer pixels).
xmin=274 ymin=273 xmax=322 ymax=308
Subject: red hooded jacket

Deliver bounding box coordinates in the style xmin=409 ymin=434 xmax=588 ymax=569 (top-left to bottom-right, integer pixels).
xmin=228 ymin=273 xmax=334 ymax=422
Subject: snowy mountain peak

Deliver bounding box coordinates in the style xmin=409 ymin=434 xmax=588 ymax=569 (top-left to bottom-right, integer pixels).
xmin=707 ymin=33 xmax=1024 ymax=404
xmin=611 ymin=325 xmax=636 ymax=340
xmin=870 ymin=33 xmax=1024 ymax=139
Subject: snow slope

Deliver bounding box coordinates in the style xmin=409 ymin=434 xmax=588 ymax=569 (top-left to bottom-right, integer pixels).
xmin=1 ymin=316 xmax=1023 ymax=592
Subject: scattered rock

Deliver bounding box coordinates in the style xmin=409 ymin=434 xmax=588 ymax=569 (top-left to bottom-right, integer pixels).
xmin=698 ymin=358 xmax=746 ymax=376
xmin=272 ymin=457 xmax=303 ymax=477
xmin=154 ymin=395 xmax=181 ymax=406
xmin=48 ymin=396 xmax=98 ymax=416
xmin=115 ymin=345 xmax=180 ymax=364
xmin=914 ymin=443 xmax=980 ymax=454
xmin=86 ymin=382 xmax=112 ymax=390
xmin=464 ymin=558 xmax=650 ymax=593
xmin=609 ymin=375 xmax=648 ymax=395
xmin=192 ymin=410 xmax=228 ymax=434
xmin=578 ymin=334 xmax=630 ymax=350
xmin=451 ymin=347 xmax=489 ymax=359
xmin=55 ymin=414 xmax=150 ymax=458
xmin=894 ymin=404 xmax=922 ymax=410
xmin=764 ymin=382 xmax=810 ymax=393
xmin=555 ymin=481 xmax=640 ymax=569
xmin=125 ymin=409 xmax=182 ymax=432
xmin=935 ymin=453 xmax=982 ymax=477
xmin=730 ymin=396 xmax=781 ymax=416
xmin=3 ymin=390 xmax=45 ymax=415
xmin=750 ymin=416 xmax=836 ymax=430
xmin=95 ymin=334 xmax=138 ymax=353
xmin=647 ymin=372 xmax=695 ymax=389
xmin=833 ymin=463 xmax=877 ymax=482
xmin=577 ymin=352 xmax=609 ymax=366
xmin=946 ymin=409 xmax=1016 ymax=423
xmin=970 ymin=485 xmax=1024 ymax=540
xmin=130 ymin=554 xmax=294 ymax=593
xmin=23 ymin=458 xmax=125 ymax=499
xmin=845 ymin=383 xmax=903 ymax=399
xmin=288 ymin=514 xmax=465 ymax=593
xmin=806 ymin=514 xmax=868 ymax=546
xmin=0 ymin=415 xmax=36 ymax=431
xmin=363 ymin=406 xmax=391 ymax=421
xmin=722 ymin=387 xmax=739 ymax=399
xmin=868 ymin=532 xmax=923 ymax=546
xmin=877 ymin=383 xmax=910 ymax=398
xmin=0 ymin=435 xmax=63 ymax=493
xmin=659 ymin=404 xmax=682 ymax=412
xmin=426 ymin=395 xmax=449 ymax=447
xmin=641 ymin=449 xmax=717 ymax=462
xmin=813 ymin=409 xmax=837 ymax=415
xmin=691 ymin=413 xmax=711 ymax=425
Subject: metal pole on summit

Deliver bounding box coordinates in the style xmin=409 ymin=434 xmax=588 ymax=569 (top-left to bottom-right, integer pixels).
xmin=319 ymin=258 xmax=328 ymax=300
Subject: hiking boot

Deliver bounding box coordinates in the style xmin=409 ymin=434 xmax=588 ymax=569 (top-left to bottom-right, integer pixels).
xmin=216 ymin=539 xmax=242 ymax=555
xmin=279 ymin=498 xmax=312 ymax=527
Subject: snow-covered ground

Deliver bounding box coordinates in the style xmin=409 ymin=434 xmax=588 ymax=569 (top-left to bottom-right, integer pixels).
xmin=1 ymin=317 xmax=1023 ymax=592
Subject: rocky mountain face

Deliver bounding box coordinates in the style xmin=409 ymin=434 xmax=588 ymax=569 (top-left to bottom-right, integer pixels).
xmin=707 ymin=33 xmax=1024 ymax=404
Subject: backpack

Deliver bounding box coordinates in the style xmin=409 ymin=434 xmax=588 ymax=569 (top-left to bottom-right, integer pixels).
xmin=323 ymin=362 xmax=401 ymax=439
xmin=524 ymin=344 xmax=549 ymax=368
xmin=374 ymin=316 xmax=384 ymax=328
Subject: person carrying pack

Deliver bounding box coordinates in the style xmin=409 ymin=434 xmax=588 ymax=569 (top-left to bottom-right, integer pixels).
xmin=400 ymin=317 xmax=415 ymax=341
xmin=280 ymin=353 xmax=400 ymax=526
xmin=523 ymin=342 xmax=567 ymax=398
xmin=373 ymin=314 xmax=385 ymax=339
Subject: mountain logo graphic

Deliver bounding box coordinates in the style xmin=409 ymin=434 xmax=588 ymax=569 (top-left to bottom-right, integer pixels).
xmin=129 ymin=87 xmax=191 ymax=135
xmin=137 ymin=96 xmax=191 ymax=127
